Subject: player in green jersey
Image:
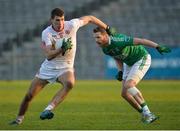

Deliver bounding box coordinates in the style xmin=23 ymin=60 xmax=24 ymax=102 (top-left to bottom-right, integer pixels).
xmin=93 ymin=26 xmax=171 ymax=124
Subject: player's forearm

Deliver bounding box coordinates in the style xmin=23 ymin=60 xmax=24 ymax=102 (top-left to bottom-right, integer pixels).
xmin=45 ymin=48 xmax=62 ymax=60
xmin=114 ymin=58 xmax=123 ymax=71
xmin=90 ymin=16 xmax=107 ymax=29
xmin=81 ymin=15 xmax=107 ymax=29
xmin=134 ymin=38 xmax=159 ymax=48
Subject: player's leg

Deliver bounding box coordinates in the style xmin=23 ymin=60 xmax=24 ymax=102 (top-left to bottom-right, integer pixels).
xmin=40 ymin=69 xmax=75 ymax=120
xmin=124 ymin=79 xmax=158 ymax=123
xmin=123 ymin=55 xmax=158 ymax=123
xmin=50 ymin=70 xmax=75 ymax=107
xmin=10 ymin=77 xmax=48 ymax=125
xmin=121 ymin=80 xmax=142 ymax=113
xmin=124 ymin=79 xmax=144 ymax=104
xmin=124 ymin=55 xmax=151 ymax=114
xmin=124 ymin=79 xmax=146 ymax=111
xmin=121 ymin=63 xmax=142 ymax=112
xmin=121 ymin=63 xmax=142 ymax=113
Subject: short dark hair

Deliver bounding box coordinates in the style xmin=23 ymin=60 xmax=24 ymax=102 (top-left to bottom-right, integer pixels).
xmin=51 ymin=8 xmax=64 ymax=19
xmin=93 ymin=27 xmax=107 ymax=34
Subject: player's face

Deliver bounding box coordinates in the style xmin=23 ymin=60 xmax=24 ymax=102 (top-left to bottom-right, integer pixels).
xmin=51 ymin=16 xmax=65 ymax=32
xmin=93 ymin=32 xmax=108 ymax=47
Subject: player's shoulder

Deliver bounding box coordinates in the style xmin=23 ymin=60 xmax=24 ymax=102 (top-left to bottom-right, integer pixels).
xmin=112 ymin=33 xmax=131 ymax=39
xmin=69 ymin=18 xmax=81 ymax=23
xmin=66 ymin=18 xmax=82 ymax=26
xmin=42 ymin=25 xmax=53 ymax=35
xmin=114 ymin=33 xmax=126 ymax=37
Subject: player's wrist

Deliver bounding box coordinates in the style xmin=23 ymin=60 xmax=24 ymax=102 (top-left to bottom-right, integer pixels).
xmin=58 ymin=48 xmax=62 ymax=53
xmin=106 ymin=25 xmax=110 ymax=30
xmin=155 ymin=44 xmax=160 ymax=49
xmin=105 ymin=25 xmax=117 ymax=36
xmin=155 ymin=45 xmax=159 ymax=49
xmin=105 ymin=25 xmax=110 ymax=34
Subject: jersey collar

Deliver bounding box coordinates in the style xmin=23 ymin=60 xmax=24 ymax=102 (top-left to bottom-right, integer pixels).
xmin=51 ymin=25 xmax=64 ymax=33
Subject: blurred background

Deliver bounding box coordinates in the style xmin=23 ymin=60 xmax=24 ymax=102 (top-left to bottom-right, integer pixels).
xmin=0 ymin=0 xmax=179 ymax=80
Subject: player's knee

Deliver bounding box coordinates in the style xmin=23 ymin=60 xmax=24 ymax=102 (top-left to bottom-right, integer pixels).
xmin=121 ymin=90 xmax=128 ymax=99
xmin=121 ymin=92 xmax=126 ymax=99
xmin=127 ymin=87 xmax=140 ymax=96
xmin=64 ymin=81 xmax=74 ymax=90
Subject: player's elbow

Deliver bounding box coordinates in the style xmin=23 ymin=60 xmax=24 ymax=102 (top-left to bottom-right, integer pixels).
xmin=86 ymin=15 xmax=96 ymax=23
xmin=87 ymin=15 xmax=94 ymax=19
xmin=64 ymin=80 xmax=75 ymax=91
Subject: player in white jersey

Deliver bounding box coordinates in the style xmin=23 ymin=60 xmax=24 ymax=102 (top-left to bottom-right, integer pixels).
xmin=10 ymin=8 xmax=113 ymax=125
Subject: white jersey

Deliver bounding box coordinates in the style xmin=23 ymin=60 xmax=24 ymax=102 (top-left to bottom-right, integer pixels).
xmin=41 ymin=18 xmax=84 ymax=69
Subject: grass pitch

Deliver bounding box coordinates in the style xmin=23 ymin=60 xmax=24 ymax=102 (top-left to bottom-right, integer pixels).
xmin=0 ymin=80 xmax=180 ymax=130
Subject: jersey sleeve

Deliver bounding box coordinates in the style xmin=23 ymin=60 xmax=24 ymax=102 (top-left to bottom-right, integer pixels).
xmin=41 ymin=31 xmax=52 ymax=46
xmin=70 ymin=18 xmax=84 ymax=30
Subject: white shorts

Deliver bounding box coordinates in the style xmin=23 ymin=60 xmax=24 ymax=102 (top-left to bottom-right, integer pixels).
xmin=35 ymin=67 xmax=74 ymax=83
xmin=123 ymin=54 xmax=151 ymax=84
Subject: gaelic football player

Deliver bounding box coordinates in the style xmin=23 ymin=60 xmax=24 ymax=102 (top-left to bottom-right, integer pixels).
xmin=93 ymin=27 xmax=171 ymax=124
xmin=10 ymin=8 xmax=114 ymax=125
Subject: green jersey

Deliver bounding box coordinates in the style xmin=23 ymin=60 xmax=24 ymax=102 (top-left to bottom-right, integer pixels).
xmin=102 ymin=34 xmax=148 ymax=66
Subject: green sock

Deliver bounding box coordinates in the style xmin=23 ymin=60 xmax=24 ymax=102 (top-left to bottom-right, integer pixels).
xmin=140 ymin=102 xmax=147 ymax=108
xmin=138 ymin=108 xmax=143 ymax=113
xmin=140 ymin=102 xmax=151 ymax=115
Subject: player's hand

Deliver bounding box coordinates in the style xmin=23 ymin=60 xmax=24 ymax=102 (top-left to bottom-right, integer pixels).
xmin=115 ymin=71 xmax=123 ymax=81
xmin=156 ymin=45 xmax=171 ymax=55
xmin=106 ymin=25 xmax=117 ymax=36
xmin=61 ymin=38 xmax=73 ymax=55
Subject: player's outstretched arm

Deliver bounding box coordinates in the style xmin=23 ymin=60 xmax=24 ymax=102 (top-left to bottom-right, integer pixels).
xmin=133 ymin=38 xmax=171 ymax=54
xmin=80 ymin=15 xmax=108 ymax=29
xmin=133 ymin=38 xmax=159 ymax=48
xmin=79 ymin=15 xmax=116 ymax=35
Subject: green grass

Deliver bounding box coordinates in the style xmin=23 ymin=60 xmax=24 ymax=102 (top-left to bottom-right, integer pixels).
xmin=0 ymin=80 xmax=180 ymax=130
